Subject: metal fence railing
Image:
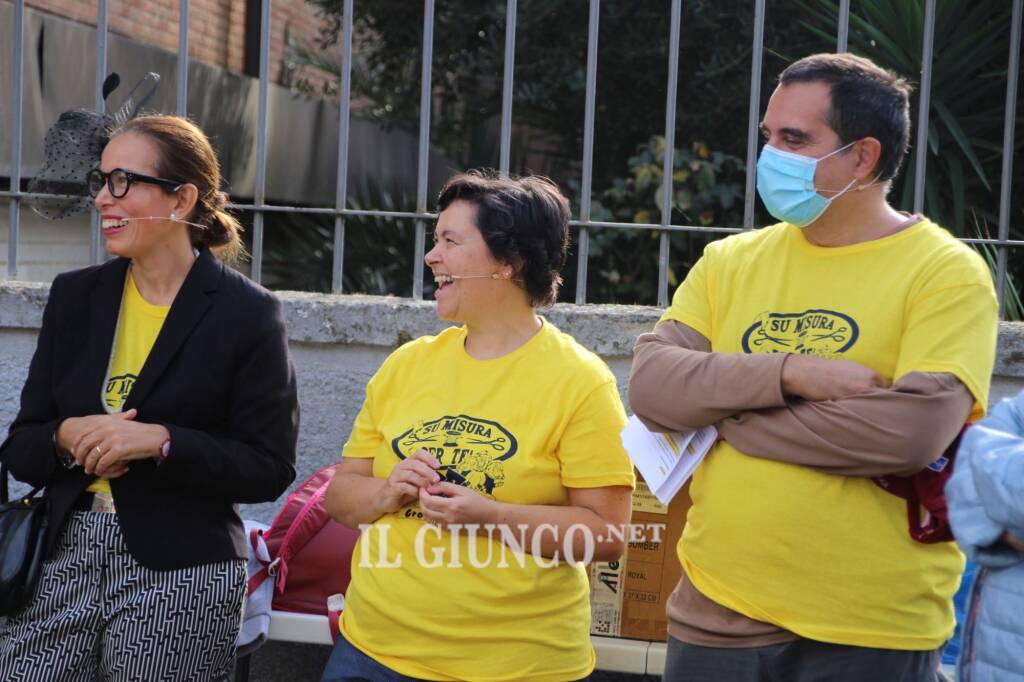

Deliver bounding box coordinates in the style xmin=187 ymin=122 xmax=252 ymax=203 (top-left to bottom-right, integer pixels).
xmin=3 ymin=0 xmax=1022 ymax=313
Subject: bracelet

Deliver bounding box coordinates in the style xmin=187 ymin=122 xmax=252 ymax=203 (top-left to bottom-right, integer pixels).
xmin=158 ymin=438 xmax=171 ymax=462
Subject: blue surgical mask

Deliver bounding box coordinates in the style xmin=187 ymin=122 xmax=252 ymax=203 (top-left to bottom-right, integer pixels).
xmin=756 ymin=142 xmax=858 ymax=228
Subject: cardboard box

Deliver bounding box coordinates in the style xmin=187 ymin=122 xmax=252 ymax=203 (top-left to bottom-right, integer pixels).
xmin=590 ymin=477 xmax=692 ymax=641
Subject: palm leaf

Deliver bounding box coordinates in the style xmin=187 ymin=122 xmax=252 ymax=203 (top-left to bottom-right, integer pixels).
xmin=933 ymin=100 xmax=991 ymax=190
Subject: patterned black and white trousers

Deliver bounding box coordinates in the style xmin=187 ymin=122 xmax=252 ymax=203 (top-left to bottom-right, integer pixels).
xmin=0 ymin=511 xmax=245 ymax=682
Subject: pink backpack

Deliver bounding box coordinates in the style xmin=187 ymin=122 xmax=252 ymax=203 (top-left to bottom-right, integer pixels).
xmin=247 ymin=463 xmax=359 ymax=637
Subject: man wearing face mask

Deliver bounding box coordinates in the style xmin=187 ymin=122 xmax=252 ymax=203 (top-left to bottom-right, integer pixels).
xmin=629 ymin=53 xmax=998 ymax=681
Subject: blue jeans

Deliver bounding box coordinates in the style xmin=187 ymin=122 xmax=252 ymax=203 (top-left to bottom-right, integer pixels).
xmin=320 ymin=631 xmax=427 ymax=682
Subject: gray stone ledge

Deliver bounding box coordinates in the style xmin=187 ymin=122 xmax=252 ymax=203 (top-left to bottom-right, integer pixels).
xmin=280 ymin=291 xmax=659 ymax=356
xmin=995 ymin=321 xmax=1024 ymax=378
xmin=2 ymin=281 xmax=1021 ymax=372
xmin=0 ymin=281 xmax=51 ymax=329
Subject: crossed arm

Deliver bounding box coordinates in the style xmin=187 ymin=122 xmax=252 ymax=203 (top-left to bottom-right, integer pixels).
xmin=628 ymin=320 xmax=973 ymax=477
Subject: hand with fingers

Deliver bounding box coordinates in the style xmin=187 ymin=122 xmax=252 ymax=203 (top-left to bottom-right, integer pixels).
xmin=418 ymin=481 xmax=497 ymax=530
xmin=781 ymin=354 xmax=891 ymax=402
xmin=56 ymin=412 xmax=131 ymax=479
xmin=66 ymin=409 xmax=170 ymax=479
xmin=380 ymin=449 xmax=443 ymax=514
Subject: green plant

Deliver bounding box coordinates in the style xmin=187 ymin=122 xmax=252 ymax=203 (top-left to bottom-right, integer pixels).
xmin=969 ymin=215 xmax=1023 ymax=321
xmin=259 ymin=178 xmax=420 ymax=296
xmin=567 ymin=136 xmax=745 ymax=304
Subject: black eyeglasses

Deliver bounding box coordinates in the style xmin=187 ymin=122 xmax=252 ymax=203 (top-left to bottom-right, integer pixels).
xmin=86 ymin=167 xmax=184 ymax=199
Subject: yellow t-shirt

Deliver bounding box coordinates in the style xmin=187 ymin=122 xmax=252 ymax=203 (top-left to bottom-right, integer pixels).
xmin=87 ymin=272 xmax=169 ymax=494
xmin=340 ymin=321 xmax=636 ymax=682
xmin=661 ymin=220 xmax=997 ymax=650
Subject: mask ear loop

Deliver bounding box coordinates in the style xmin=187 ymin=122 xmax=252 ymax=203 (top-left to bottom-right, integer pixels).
xmin=816 ymin=140 xmax=885 ymax=195
xmin=818 ymin=172 xmax=884 ymax=196
xmin=854 ymin=172 xmax=885 ymax=192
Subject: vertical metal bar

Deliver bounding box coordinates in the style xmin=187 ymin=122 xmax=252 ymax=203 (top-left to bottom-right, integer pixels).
xmin=7 ymin=0 xmax=24 ymax=280
xmin=332 ymin=0 xmax=354 ymax=294
xmin=91 ymin=0 xmax=109 ymax=265
xmin=94 ymin=1 xmax=108 ymax=122
xmin=913 ymin=0 xmax=937 ymax=214
xmin=742 ymin=0 xmax=766 ymax=229
xmin=836 ymin=0 xmax=850 ymax=52
xmin=657 ymin=0 xmax=682 ymax=307
xmin=499 ymin=0 xmax=517 ymax=174
xmin=413 ymin=0 xmax=435 ymax=300
xmin=251 ymin=0 xmax=272 ymax=284
xmin=574 ymin=228 xmax=590 ymax=304
xmin=177 ymin=0 xmax=189 ymax=115
xmin=576 ymin=0 xmax=600 ymax=304
xmin=658 ymin=232 xmax=670 ymax=306
xmin=996 ymin=0 xmax=1022 ymax=316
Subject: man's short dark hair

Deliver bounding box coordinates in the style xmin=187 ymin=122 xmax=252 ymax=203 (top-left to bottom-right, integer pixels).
xmin=437 ymin=170 xmax=571 ymax=308
xmin=780 ymin=53 xmax=913 ymax=182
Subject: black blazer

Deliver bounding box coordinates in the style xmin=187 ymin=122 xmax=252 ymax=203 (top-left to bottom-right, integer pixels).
xmin=0 ymin=247 xmax=298 ymax=570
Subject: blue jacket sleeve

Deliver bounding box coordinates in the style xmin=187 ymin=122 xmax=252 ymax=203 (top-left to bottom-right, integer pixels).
xmin=947 ymin=395 xmax=1024 ymax=568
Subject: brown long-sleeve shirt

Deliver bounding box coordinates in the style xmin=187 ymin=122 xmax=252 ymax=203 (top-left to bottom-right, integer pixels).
xmin=628 ymin=319 xmax=973 ymax=646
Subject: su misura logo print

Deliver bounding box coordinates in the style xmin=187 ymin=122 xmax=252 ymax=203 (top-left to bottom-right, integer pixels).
xmin=391 ymin=414 xmax=518 ymax=496
xmin=105 ymin=373 xmax=137 ymax=409
xmin=741 ymin=309 xmax=859 ymax=357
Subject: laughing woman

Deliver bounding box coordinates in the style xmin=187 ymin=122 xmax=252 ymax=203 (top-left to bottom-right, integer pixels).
xmin=0 ymin=115 xmax=299 ymax=681
xmin=323 ymin=172 xmax=635 ymax=682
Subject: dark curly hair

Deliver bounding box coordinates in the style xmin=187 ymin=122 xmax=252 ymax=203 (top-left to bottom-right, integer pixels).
xmin=436 ymin=170 xmax=571 ymax=308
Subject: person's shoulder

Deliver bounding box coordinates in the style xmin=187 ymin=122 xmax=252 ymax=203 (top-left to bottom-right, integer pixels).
xmin=909 ymin=219 xmax=992 ymax=288
xmin=703 ymin=222 xmax=789 ymax=262
xmin=51 ymin=258 xmax=122 ymax=290
xmin=46 ymin=259 xmax=127 ymax=306
xmin=382 ymin=325 xmax=461 ymax=362
xmin=398 ymin=325 xmax=460 ymax=353
xmin=536 ymin=320 xmax=616 ymax=384
xmin=375 ymin=325 xmax=460 ymax=378
xmin=217 ymin=262 xmax=279 ymax=308
xmin=211 ymin=263 xmax=292 ymax=336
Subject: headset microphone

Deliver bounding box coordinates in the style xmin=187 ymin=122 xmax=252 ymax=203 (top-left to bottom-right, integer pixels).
xmin=115 ymin=216 xmax=209 ymax=230
xmin=436 ymin=272 xmax=511 ymax=283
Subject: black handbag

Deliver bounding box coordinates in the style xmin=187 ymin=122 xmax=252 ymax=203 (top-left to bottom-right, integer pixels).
xmin=0 ymin=463 xmax=49 ymax=615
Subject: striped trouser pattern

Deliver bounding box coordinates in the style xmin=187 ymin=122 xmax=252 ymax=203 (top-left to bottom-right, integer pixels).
xmin=0 ymin=511 xmax=245 ymax=682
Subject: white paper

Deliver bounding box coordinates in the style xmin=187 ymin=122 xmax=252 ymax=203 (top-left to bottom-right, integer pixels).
xmin=620 ymin=415 xmax=717 ymax=505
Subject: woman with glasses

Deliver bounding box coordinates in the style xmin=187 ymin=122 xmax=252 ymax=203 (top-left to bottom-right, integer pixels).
xmin=322 ymin=171 xmax=635 ymax=682
xmin=0 ymin=115 xmax=299 ymax=681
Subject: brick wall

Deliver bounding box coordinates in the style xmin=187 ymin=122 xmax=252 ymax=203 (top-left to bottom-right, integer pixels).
xmin=21 ymin=0 xmax=330 ymax=83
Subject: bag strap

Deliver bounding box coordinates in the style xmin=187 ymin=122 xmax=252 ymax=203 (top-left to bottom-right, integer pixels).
xmin=246 ymin=527 xmax=278 ymax=596
xmin=270 ymin=478 xmax=333 ymax=594
xmin=0 ymin=462 xmax=48 ymax=506
xmin=276 ymin=478 xmax=333 ymax=564
xmin=326 ymin=593 xmax=345 ymax=643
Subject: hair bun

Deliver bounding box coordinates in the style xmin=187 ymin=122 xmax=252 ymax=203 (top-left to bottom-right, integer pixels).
xmin=211 ymin=190 xmax=229 ymax=211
